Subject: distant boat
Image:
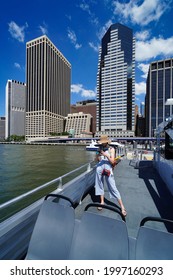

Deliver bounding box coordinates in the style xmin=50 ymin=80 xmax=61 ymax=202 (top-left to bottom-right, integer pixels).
xmin=109 ymin=141 xmax=124 ymax=148
xmin=86 ymin=140 xmax=98 ymax=151
xmin=86 ymin=140 xmax=124 ymax=151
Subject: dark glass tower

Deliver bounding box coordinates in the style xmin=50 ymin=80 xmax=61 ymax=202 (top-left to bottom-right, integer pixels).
xmin=96 ymin=23 xmax=135 ymax=137
xmin=146 ymin=59 xmax=173 ymax=137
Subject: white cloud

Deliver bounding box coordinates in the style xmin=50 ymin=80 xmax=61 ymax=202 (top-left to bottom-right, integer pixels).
xmin=90 ymin=17 xmax=99 ymax=26
xmin=136 ymin=36 xmax=173 ymax=61
xmin=14 ymin=62 xmax=21 ymax=69
xmin=78 ymin=0 xmax=99 ymax=26
xmin=137 ymin=63 xmax=150 ymax=78
xmin=71 ymin=84 xmax=96 ymax=98
xmin=88 ymin=42 xmax=99 ymax=52
xmin=135 ymin=96 xmax=140 ymax=101
xmin=67 ymin=29 xmax=77 ymax=44
xmin=97 ymin=19 xmax=113 ymax=40
xmin=135 ymin=81 xmax=146 ymax=95
xmin=39 ymin=22 xmax=48 ymax=35
xmin=75 ymin=43 xmax=82 ymax=50
xmin=71 ymin=84 xmax=82 ymax=93
xmin=135 ymin=30 xmax=150 ymax=41
xmin=8 ymin=21 xmax=28 ymax=42
xmin=113 ymin=0 xmax=171 ymax=26
xmin=67 ymin=28 xmax=82 ymax=49
xmin=79 ymin=1 xmax=92 ymax=15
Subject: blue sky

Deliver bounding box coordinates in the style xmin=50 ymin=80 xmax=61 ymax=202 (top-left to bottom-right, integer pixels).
xmin=0 ymin=0 xmax=173 ymax=116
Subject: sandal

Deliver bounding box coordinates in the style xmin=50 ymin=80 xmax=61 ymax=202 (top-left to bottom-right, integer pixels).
xmin=97 ymin=203 xmax=104 ymax=211
xmin=121 ymin=208 xmax=127 ymax=217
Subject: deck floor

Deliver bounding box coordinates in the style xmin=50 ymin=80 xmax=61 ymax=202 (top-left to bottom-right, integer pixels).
xmin=75 ymin=158 xmax=173 ymax=238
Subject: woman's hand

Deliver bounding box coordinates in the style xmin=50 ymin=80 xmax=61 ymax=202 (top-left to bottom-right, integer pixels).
xmin=100 ymin=150 xmax=107 ymax=157
xmin=101 ymin=148 xmax=115 ymax=165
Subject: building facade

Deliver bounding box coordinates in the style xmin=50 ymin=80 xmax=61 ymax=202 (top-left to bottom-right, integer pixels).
xmin=5 ymin=80 xmax=26 ymax=139
xmin=146 ymin=58 xmax=173 ymax=137
xmin=140 ymin=101 xmax=145 ymax=117
xmin=65 ymin=112 xmax=92 ymax=137
xmin=96 ymin=23 xmax=135 ymax=137
xmin=70 ymin=100 xmax=96 ymax=134
xmin=26 ymin=35 xmax=71 ymax=140
xmin=0 ymin=117 xmax=5 ymax=140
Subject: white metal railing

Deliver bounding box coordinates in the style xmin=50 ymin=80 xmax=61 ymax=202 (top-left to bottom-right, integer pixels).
xmin=0 ymin=161 xmax=95 ymax=211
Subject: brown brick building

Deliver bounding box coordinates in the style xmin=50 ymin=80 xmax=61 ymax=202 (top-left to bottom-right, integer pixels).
xmin=70 ymin=100 xmax=96 ymax=135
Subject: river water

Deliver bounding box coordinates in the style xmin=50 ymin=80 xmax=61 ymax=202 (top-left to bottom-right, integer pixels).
xmin=0 ymin=144 xmax=95 ymax=220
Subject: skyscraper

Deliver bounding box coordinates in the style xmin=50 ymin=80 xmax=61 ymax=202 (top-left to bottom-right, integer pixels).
xmin=140 ymin=102 xmax=145 ymax=117
xmin=96 ymin=23 xmax=135 ymax=137
xmin=0 ymin=117 xmax=5 ymax=140
xmin=5 ymin=80 xmax=26 ymax=139
xmin=146 ymin=58 xmax=173 ymax=137
xmin=26 ymin=35 xmax=71 ymax=140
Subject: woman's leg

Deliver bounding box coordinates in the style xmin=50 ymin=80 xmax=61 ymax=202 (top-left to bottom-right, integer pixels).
xmin=106 ymin=174 xmax=127 ymax=217
xmin=100 ymin=195 xmax=104 ymax=204
xmin=95 ymin=164 xmax=104 ymax=196
xmin=95 ymin=164 xmax=105 ymax=209
xmin=117 ymin=198 xmax=127 ymax=217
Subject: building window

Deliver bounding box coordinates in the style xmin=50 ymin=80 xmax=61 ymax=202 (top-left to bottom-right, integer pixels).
xmin=151 ymin=63 xmax=157 ymax=70
xmin=165 ymin=60 xmax=171 ymax=68
xmin=158 ymin=62 xmax=163 ymax=69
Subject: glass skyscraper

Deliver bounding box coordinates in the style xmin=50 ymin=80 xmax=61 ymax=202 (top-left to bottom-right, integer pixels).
xmin=140 ymin=102 xmax=145 ymax=117
xmin=146 ymin=59 xmax=173 ymax=137
xmin=26 ymin=35 xmax=71 ymax=140
xmin=96 ymin=23 xmax=135 ymax=137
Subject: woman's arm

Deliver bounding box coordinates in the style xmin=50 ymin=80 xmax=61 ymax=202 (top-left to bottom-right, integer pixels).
xmin=100 ymin=147 xmax=115 ymax=165
xmin=95 ymin=150 xmax=101 ymax=162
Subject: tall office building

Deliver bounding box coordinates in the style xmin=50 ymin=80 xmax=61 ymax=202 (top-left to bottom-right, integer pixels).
xmin=26 ymin=35 xmax=71 ymax=140
xmin=0 ymin=117 xmax=5 ymax=140
xmin=5 ymin=80 xmax=26 ymax=139
xmin=146 ymin=58 xmax=173 ymax=137
xmin=140 ymin=102 xmax=145 ymax=117
xmin=96 ymin=23 xmax=135 ymax=137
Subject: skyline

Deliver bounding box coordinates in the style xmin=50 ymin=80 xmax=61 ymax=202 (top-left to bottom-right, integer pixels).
xmin=1 ymin=0 xmax=173 ymax=117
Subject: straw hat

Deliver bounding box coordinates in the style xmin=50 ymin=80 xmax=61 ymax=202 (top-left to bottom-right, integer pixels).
xmin=98 ymin=135 xmax=111 ymax=144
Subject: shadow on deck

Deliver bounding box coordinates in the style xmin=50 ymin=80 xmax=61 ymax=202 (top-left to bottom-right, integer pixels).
xmin=75 ymin=158 xmax=173 ymax=238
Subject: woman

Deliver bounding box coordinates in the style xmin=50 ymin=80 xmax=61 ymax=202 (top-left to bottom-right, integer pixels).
xmin=94 ymin=135 xmax=127 ymax=217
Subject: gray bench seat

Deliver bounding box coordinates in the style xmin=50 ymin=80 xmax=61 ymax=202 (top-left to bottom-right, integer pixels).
xmin=25 ymin=195 xmax=75 ymax=260
xmin=25 ymin=197 xmax=173 ymax=260
xmin=134 ymin=217 xmax=173 ymax=260
xmin=69 ymin=203 xmax=128 ymax=260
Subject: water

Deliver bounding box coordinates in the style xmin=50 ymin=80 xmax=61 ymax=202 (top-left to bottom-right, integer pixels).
xmin=0 ymin=144 xmax=95 ymax=220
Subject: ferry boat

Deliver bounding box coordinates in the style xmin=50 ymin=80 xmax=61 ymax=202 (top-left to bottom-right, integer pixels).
xmin=0 ymin=119 xmax=173 ymax=260
xmin=86 ymin=139 xmax=124 ymax=151
xmin=86 ymin=140 xmax=98 ymax=151
xmin=0 ymin=152 xmax=173 ymax=260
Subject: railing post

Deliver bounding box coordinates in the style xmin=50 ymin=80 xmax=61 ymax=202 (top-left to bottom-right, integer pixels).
xmin=140 ymin=150 xmax=142 ymax=160
xmin=87 ymin=163 xmax=91 ymax=172
xmin=57 ymin=177 xmax=63 ymax=190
